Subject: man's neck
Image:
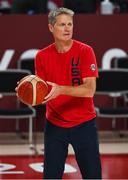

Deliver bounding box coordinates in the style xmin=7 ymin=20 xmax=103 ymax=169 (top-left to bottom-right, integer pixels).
xmin=55 ymin=39 xmax=73 ymax=53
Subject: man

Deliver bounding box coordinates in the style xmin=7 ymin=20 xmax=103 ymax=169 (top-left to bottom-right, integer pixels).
xmin=35 ymin=7 xmax=102 ymax=179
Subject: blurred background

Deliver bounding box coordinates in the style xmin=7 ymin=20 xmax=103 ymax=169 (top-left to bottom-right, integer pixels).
xmin=0 ymin=0 xmax=128 ymax=179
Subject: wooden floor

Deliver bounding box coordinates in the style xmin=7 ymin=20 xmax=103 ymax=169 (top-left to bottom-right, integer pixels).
xmin=0 ymin=131 xmax=128 ymax=179
xmin=0 ymin=154 xmax=128 ymax=179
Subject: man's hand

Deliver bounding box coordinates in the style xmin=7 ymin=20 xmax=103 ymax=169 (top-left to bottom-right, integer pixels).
xmin=42 ymin=81 xmax=62 ymax=104
xmin=42 ymin=77 xmax=96 ymax=104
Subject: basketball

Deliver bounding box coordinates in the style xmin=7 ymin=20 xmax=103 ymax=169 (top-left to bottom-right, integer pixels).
xmin=17 ymin=75 xmax=48 ymax=106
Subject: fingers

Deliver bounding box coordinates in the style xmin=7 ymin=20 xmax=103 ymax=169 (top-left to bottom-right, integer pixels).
xmin=46 ymin=81 xmax=55 ymax=86
xmin=44 ymin=81 xmax=57 ymax=101
xmin=15 ymin=81 xmax=20 ymax=92
xmin=44 ymin=86 xmax=56 ymax=100
xmin=42 ymin=81 xmax=60 ymax=103
xmin=41 ymin=99 xmax=48 ymax=104
xmin=15 ymin=86 xmax=19 ymax=97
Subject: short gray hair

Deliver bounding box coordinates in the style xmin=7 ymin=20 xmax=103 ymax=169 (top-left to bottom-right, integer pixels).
xmin=48 ymin=7 xmax=74 ymax=25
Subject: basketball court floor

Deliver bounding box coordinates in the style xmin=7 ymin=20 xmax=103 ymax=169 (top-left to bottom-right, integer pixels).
xmin=0 ymin=131 xmax=128 ymax=179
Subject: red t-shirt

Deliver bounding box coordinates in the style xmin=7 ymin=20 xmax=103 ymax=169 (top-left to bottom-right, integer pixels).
xmin=35 ymin=40 xmax=98 ymax=128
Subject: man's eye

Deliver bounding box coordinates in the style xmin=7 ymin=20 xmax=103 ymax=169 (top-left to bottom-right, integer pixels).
xmin=68 ymin=23 xmax=72 ymax=26
xmin=60 ymin=23 xmax=65 ymax=26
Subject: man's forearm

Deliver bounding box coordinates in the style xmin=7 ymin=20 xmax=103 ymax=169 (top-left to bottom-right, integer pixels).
xmin=60 ymin=83 xmax=96 ymax=97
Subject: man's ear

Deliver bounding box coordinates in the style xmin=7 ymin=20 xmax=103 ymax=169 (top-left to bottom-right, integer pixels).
xmin=48 ymin=24 xmax=53 ymax=33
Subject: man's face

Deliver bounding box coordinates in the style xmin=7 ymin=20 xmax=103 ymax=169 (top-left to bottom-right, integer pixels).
xmin=49 ymin=14 xmax=73 ymax=42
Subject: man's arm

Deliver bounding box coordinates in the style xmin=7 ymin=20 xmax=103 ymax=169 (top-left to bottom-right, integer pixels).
xmin=43 ymin=77 xmax=96 ymax=103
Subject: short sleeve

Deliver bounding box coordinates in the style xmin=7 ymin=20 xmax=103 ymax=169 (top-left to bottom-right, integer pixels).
xmin=80 ymin=45 xmax=98 ymax=78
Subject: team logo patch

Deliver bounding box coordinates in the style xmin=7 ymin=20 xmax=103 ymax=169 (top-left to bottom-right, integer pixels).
xmin=90 ymin=64 xmax=96 ymax=71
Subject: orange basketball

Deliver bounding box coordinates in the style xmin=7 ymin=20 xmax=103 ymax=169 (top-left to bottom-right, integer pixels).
xmin=17 ymin=75 xmax=48 ymax=106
